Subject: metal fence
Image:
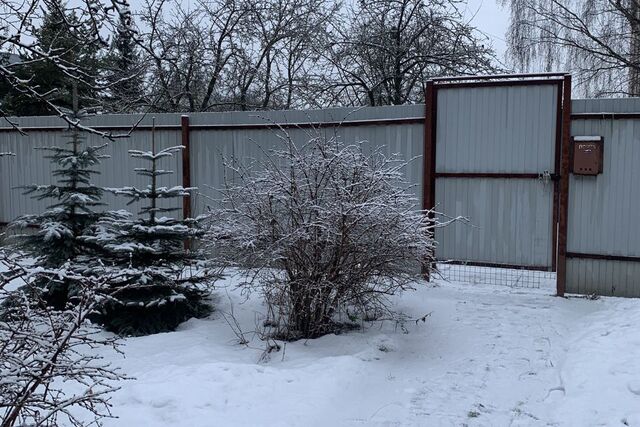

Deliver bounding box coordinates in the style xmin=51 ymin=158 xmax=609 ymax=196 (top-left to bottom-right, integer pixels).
xmin=437 ymin=262 xmax=556 ymax=289
xmin=0 ymin=106 xmax=424 ymax=224
xmin=427 ymin=78 xmax=562 ymax=271
xmin=1 ymin=76 xmax=640 ymax=296
xmin=566 ymin=98 xmax=640 ymax=297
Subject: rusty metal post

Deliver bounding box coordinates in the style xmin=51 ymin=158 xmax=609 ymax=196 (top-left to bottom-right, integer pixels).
xmin=557 ymin=75 xmax=572 ymax=297
xmin=423 ymin=81 xmax=437 ymax=280
xmin=551 ymin=80 xmax=563 ymax=272
xmin=181 ymin=115 xmax=192 ymax=220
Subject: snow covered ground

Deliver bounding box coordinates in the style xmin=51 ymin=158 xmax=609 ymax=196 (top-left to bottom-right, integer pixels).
xmin=87 ymin=270 xmax=640 ymax=427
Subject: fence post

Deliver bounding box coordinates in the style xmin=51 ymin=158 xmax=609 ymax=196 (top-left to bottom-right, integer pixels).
xmin=423 ymin=80 xmax=437 ymax=280
xmin=557 ymin=74 xmax=572 ymax=297
xmin=551 ymin=80 xmax=564 ymax=272
xmin=181 ymin=115 xmax=192 ymax=220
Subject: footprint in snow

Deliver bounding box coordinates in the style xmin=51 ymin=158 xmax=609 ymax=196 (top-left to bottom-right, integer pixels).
xmin=627 ymin=381 xmax=640 ymax=396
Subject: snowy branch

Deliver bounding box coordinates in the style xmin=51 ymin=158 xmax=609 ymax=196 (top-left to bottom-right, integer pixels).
xmin=0 ymin=252 xmax=130 ymax=427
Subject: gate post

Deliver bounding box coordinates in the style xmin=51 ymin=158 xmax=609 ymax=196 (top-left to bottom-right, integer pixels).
xmin=557 ymin=75 xmax=572 ymax=297
xmin=181 ymin=115 xmax=192 ymax=221
xmin=423 ymin=81 xmax=437 ymax=280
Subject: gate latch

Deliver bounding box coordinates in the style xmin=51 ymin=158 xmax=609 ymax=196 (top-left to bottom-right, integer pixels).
xmin=538 ymin=170 xmax=552 ymax=185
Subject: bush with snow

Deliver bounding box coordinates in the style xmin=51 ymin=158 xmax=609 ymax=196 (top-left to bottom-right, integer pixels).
xmin=207 ymin=131 xmax=436 ymax=339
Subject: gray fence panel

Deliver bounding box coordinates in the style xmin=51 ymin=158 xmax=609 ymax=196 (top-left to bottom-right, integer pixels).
xmin=0 ymin=127 xmax=184 ymax=222
xmin=567 ymin=100 xmax=640 ymax=296
xmin=567 ymin=258 xmax=640 ymax=298
xmin=434 ymin=83 xmax=559 ymax=269
xmin=1 ymin=106 xmax=425 ymax=224
xmin=186 ymin=105 xmax=424 ymax=126
xmin=436 ymin=85 xmax=558 ymax=173
xmin=572 ymin=97 xmax=640 ymax=113
xmin=188 ymin=106 xmax=425 ymax=216
xmin=434 ymin=178 xmax=554 ymax=267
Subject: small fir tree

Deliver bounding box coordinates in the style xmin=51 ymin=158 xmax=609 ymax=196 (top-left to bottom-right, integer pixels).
xmin=9 ymin=112 xmax=108 ymax=308
xmin=87 ymin=122 xmax=211 ymax=336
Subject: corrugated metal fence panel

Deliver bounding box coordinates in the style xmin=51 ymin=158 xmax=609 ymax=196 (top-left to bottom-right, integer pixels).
xmin=1 ymin=130 xmax=58 ymax=223
xmin=572 ymin=97 xmax=640 ymax=113
xmin=434 ymin=84 xmax=558 ymax=268
xmin=0 ymin=128 xmax=184 ymax=222
xmin=566 ymin=259 xmax=640 ymax=298
xmin=189 ymin=106 xmax=424 ymax=216
xmin=324 ymin=122 xmax=423 ymax=202
xmin=567 ymin=99 xmax=640 ymax=296
xmin=0 ymin=114 xmax=185 ymax=223
xmin=436 ymin=84 xmax=558 ymax=173
xmin=1 ymin=106 xmax=425 ymax=223
xmin=435 ymin=178 xmax=554 ymax=267
xmin=187 ymin=105 xmax=424 ymax=126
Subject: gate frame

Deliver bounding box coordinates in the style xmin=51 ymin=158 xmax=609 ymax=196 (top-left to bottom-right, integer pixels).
xmin=556 ymin=74 xmax=572 ymax=297
xmin=423 ymin=73 xmax=571 ymax=293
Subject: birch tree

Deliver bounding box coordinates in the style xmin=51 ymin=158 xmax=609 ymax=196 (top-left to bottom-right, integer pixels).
xmin=500 ymin=0 xmax=640 ymax=96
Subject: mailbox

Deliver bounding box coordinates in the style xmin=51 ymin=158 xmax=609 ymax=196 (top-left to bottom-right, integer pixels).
xmin=572 ymin=136 xmax=603 ymax=176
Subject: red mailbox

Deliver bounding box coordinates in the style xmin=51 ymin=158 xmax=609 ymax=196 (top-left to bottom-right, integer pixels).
xmin=572 ymin=136 xmax=603 ymax=176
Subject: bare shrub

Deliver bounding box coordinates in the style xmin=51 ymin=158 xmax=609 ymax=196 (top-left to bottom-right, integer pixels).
xmin=206 ymin=130 xmax=436 ymax=339
xmin=0 ymin=252 xmax=128 ymax=427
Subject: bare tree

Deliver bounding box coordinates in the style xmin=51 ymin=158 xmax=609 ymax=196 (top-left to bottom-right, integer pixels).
xmin=139 ymin=0 xmax=249 ymax=112
xmin=0 ymin=253 xmax=128 ymax=427
xmin=206 ymin=129 xmax=437 ymax=339
xmin=500 ymin=0 xmax=640 ymax=96
xmin=137 ymin=0 xmax=499 ymax=111
xmin=140 ymin=0 xmax=337 ymax=112
xmin=0 ymin=0 xmax=138 ymax=136
xmin=321 ymin=0 xmax=496 ymax=106
xmin=227 ymin=0 xmax=338 ymax=110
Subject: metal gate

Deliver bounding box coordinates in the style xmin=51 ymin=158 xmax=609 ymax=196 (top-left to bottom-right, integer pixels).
xmin=423 ymin=74 xmax=571 ymax=287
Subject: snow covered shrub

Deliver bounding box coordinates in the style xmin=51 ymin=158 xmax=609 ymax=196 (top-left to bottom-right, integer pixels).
xmin=0 ymin=254 xmax=127 ymax=427
xmin=207 ymin=131 xmax=436 ymax=339
xmin=8 ymin=127 xmax=108 ymax=310
xmin=85 ymin=141 xmax=214 ymax=336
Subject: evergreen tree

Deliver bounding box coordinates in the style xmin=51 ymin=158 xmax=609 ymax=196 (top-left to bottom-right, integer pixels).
xmin=103 ymin=15 xmax=145 ymax=112
xmin=1 ymin=1 xmax=101 ymax=115
xmin=86 ymin=124 xmax=211 ymax=336
xmin=9 ymin=109 xmax=107 ymax=308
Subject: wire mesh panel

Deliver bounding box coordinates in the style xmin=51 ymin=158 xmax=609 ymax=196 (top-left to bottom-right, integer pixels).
xmin=436 ymin=262 xmax=556 ymax=289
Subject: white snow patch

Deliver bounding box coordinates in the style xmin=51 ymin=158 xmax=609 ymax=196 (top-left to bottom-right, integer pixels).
xmin=80 ymin=274 xmax=640 ymax=426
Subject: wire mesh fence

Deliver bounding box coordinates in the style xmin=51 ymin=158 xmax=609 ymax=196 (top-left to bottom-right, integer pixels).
xmin=435 ymin=262 xmax=556 ymax=289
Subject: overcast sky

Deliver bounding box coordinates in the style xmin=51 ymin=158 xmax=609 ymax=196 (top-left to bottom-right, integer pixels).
xmin=463 ymin=0 xmax=509 ymax=61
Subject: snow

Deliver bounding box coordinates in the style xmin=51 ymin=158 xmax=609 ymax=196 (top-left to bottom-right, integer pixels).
xmin=573 ymin=136 xmax=603 ymax=142
xmin=79 ymin=272 xmax=640 ymax=426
